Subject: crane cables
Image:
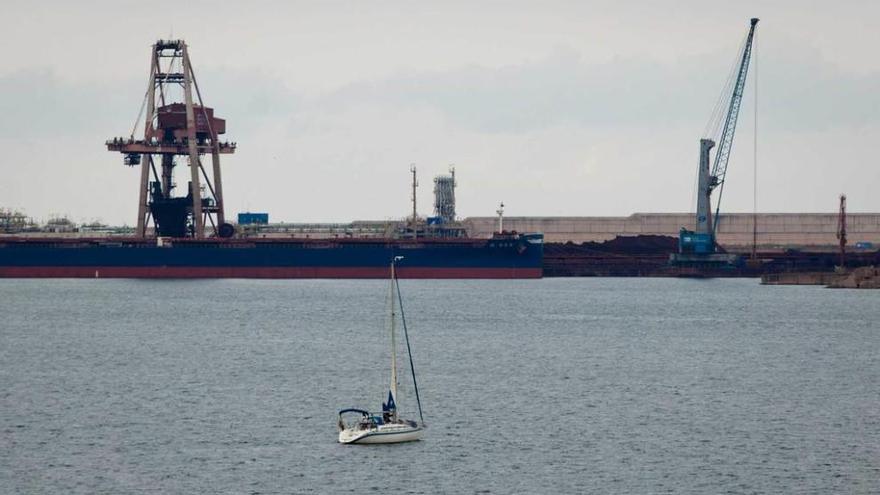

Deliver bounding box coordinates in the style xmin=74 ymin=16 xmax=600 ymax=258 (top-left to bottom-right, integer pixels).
xmin=129 ymin=48 xmax=179 ymax=140
xmin=692 ymin=31 xmax=749 ymax=215
xmin=129 ymin=63 xmax=154 ymax=140
xmin=702 ymin=32 xmax=750 ymax=142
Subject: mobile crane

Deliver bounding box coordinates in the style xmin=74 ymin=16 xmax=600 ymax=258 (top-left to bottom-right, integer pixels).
xmin=672 ymin=18 xmax=759 ymax=267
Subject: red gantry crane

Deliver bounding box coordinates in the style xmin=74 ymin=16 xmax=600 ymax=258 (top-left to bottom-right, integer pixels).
xmin=107 ymin=40 xmax=236 ymax=238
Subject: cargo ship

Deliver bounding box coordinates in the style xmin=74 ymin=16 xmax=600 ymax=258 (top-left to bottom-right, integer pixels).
xmin=0 ymin=233 xmax=544 ymax=279
xmin=0 ymin=40 xmax=544 ymax=279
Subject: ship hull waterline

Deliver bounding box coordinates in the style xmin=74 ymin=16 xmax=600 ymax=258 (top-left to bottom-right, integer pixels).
xmin=0 ymin=266 xmax=542 ymax=279
xmin=339 ymin=426 xmax=424 ymax=445
xmin=0 ymin=233 xmax=544 ymax=279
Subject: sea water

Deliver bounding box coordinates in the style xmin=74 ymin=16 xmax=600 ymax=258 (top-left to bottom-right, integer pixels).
xmin=1 ymin=278 xmax=878 ymax=493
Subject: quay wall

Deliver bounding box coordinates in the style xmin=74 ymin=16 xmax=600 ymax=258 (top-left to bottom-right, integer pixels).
xmin=462 ymin=213 xmax=880 ymax=247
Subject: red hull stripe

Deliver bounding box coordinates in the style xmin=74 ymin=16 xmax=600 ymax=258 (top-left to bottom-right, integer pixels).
xmin=0 ymin=266 xmax=543 ymax=279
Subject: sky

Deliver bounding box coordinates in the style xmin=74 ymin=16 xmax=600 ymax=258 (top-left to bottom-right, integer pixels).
xmin=1 ymin=0 xmax=878 ymax=225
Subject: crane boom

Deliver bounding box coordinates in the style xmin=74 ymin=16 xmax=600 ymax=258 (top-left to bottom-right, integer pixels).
xmin=673 ymin=18 xmax=758 ymax=267
xmin=711 ymin=17 xmax=759 ymax=233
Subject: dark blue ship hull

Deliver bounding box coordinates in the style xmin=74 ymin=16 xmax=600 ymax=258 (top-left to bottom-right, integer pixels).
xmin=0 ymin=234 xmax=544 ymax=279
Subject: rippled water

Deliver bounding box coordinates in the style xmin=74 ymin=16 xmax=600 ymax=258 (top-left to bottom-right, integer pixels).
xmin=1 ymin=278 xmax=878 ymax=494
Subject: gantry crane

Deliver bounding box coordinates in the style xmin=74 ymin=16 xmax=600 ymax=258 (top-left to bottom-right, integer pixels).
xmin=107 ymin=40 xmax=235 ymax=238
xmin=672 ymin=18 xmax=759 ymax=267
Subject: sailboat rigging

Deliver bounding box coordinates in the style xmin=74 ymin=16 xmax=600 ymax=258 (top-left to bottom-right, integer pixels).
xmin=337 ymin=256 xmax=425 ymax=444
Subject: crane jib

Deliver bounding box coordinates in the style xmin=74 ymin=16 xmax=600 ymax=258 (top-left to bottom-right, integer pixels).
xmin=711 ymin=17 xmax=759 ymax=235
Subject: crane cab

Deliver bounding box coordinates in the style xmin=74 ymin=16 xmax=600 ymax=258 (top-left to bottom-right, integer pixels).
xmin=678 ymin=229 xmax=715 ymax=255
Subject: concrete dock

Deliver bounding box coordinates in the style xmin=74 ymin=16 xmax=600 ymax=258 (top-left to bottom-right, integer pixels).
xmin=463 ymin=213 xmax=880 ymax=248
xmin=761 ymin=266 xmax=880 ymax=288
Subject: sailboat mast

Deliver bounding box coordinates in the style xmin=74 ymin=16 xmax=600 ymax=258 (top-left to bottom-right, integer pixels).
xmin=389 ymin=260 xmax=398 ymax=405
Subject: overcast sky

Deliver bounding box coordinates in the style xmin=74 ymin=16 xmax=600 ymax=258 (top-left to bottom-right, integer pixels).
xmin=1 ymin=0 xmax=878 ymax=225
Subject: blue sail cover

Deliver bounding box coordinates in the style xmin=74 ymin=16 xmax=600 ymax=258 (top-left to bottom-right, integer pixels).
xmin=382 ymin=391 xmax=396 ymax=412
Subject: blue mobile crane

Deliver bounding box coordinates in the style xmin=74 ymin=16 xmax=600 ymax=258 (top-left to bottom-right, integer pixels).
xmin=671 ymin=18 xmax=759 ymax=267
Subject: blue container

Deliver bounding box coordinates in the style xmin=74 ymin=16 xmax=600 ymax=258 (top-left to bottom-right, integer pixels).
xmin=238 ymin=212 xmax=269 ymax=225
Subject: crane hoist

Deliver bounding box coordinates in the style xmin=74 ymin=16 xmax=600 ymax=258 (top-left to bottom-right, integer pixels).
xmin=672 ymin=18 xmax=759 ymax=267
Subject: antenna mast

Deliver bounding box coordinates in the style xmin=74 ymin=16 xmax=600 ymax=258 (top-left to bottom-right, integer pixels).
xmin=837 ymin=194 xmax=847 ymax=268
xmin=410 ymin=165 xmax=418 ymax=238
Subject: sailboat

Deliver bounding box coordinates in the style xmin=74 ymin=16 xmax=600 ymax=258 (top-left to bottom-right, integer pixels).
xmin=337 ymin=256 xmax=425 ymax=444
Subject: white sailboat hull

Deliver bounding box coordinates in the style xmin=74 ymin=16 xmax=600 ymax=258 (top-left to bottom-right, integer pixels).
xmin=338 ymin=423 xmax=423 ymax=444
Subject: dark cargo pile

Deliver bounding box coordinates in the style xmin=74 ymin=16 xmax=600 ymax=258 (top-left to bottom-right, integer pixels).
xmin=543 ymin=235 xmax=880 ymax=277
xmin=545 ymin=235 xmax=677 ymax=256
xmin=543 ymin=235 xmax=676 ymax=277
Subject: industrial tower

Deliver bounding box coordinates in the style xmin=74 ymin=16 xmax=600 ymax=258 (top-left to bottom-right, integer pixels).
xmin=425 ymin=167 xmax=466 ymax=237
xmin=107 ymin=40 xmax=235 ymax=238
xmin=672 ymin=18 xmax=758 ymax=267
xmin=433 ymin=167 xmax=456 ymax=223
